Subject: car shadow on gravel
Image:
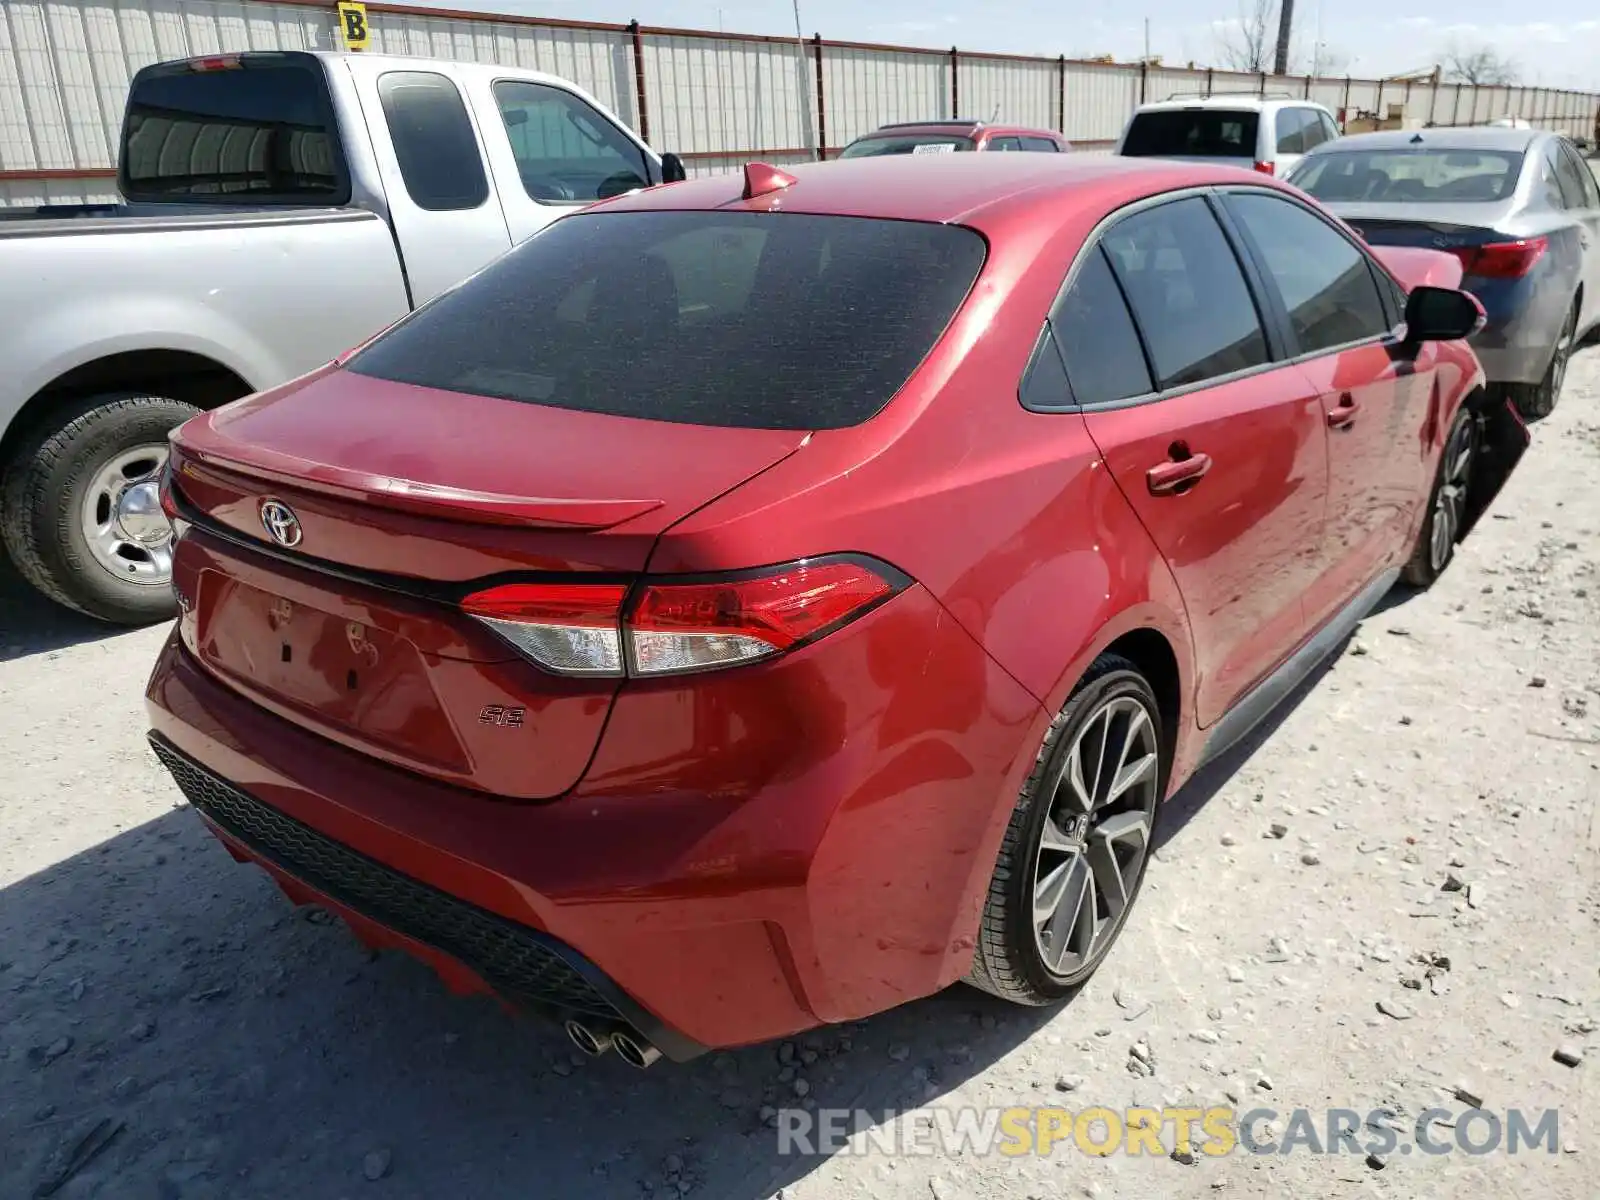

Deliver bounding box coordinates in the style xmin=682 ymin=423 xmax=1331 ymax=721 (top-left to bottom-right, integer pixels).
xmin=0 ymin=555 xmax=129 ymax=663
xmin=2 ymin=804 xmax=1068 ymax=1200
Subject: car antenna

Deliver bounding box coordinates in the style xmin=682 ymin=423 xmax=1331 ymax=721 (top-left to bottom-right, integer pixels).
xmin=1410 ymin=132 xmax=1424 ymax=143
xmin=742 ymin=161 xmax=799 ymax=199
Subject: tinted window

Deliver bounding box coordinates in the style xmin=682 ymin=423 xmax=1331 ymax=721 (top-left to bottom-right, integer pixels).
xmin=988 ymin=136 xmax=1023 ymax=152
xmin=1228 ymin=193 xmax=1389 ymax=354
xmin=1051 ymin=247 xmax=1153 ymax=406
xmin=1562 ymin=142 xmax=1600 ymax=208
xmin=1299 ymin=110 xmax=1331 ymax=151
xmin=493 ymin=80 xmax=649 ymax=204
xmin=1275 ymin=109 xmax=1307 ymax=154
xmin=121 ymin=59 xmax=345 ymax=203
xmin=1020 ymin=328 xmax=1073 ymax=410
xmin=378 ymin=72 xmax=488 ymax=211
xmin=1537 ymin=149 xmax=1570 ymax=209
xmin=837 ymin=135 xmax=975 ymax=158
xmin=1122 ymin=109 xmax=1260 ymax=158
xmin=1549 ymin=143 xmax=1590 ymax=210
xmin=1099 ymin=198 xmax=1268 ymax=390
xmin=1318 ymin=114 xmax=1339 ymax=145
xmin=1289 ymin=148 xmax=1523 ymax=203
xmin=348 ymin=212 xmax=986 ymax=430
xmin=1021 ymin=136 xmax=1060 ymax=152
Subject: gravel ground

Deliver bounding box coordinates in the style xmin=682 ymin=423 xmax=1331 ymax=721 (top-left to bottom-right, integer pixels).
xmin=2 ymin=348 xmax=1597 ymax=1200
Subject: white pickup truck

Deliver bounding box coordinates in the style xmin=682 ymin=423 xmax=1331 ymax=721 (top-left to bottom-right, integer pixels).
xmin=0 ymin=50 xmax=685 ymax=624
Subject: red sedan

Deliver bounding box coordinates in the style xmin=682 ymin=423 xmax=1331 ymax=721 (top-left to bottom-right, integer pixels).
xmin=146 ymin=153 xmax=1520 ymax=1066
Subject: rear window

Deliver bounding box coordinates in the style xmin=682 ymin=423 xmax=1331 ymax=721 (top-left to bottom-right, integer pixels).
xmin=1121 ymin=109 xmax=1260 ymax=159
xmin=120 ymin=55 xmax=346 ymax=203
xmin=1289 ymin=149 xmax=1525 ymax=203
xmin=838 ymin=135 xmax=976 ymax=158
xmin=346 ymin=211 xmax=987 ymax=430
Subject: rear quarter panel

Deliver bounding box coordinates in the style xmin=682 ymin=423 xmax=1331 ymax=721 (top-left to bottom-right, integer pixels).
xmin=645 ymin=200 xmax=1200 ymax=768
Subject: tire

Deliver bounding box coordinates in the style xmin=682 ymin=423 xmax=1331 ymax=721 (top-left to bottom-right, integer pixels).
xmin=1508 ymin=299 xmax=1578 ymax=421
xmin=1 ymin=393 xmax=198 ymax=625
xmin=1401 ymin=403 xmax=1478 ymax=589
xmin=967 ymin=654 xmax=1166 ymax=1005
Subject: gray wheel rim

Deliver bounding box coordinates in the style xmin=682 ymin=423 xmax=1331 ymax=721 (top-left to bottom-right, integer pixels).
xmin=1032 ymin=694 xmax=1159 ymax=978
xmin=79 ymin=444 xmax=172 ymax=587
xmin=1550 ymin=306 xmax=1575 ymax=401
xmin=1429 ymin=418 xmax=1476 ymax=573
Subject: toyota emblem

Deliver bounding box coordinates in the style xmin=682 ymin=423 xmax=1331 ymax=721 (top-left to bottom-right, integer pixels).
xmin=259 ymin=499 xmax=303 ymax=548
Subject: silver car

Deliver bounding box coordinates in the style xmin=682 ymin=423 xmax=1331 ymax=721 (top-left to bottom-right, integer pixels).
xmin=1287 ymin=126 xmax=1600 ymax=418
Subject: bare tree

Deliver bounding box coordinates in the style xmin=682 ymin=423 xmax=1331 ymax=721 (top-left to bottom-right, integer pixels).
xmin=1443 ymin=42 xmax=1517 ymax=85
xmin=1215 ymin=0 xmax=1277 ymax=73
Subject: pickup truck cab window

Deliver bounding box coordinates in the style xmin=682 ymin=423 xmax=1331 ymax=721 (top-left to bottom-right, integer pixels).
xmin=492 ymin=80 xmax=651 ymax=204
xmin=376 ymin=71 xmax=489 ymax=212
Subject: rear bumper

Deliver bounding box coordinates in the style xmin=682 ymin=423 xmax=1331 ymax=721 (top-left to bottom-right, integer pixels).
xmin=149 ymin=733 xmax=707 ymax=1061
xmin=144 ymin=586 xmax=1045 ymax=1051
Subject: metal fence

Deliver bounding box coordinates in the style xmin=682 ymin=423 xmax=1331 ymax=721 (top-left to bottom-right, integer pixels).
xmin=3 ymin=0 xmax=1597 ymax=206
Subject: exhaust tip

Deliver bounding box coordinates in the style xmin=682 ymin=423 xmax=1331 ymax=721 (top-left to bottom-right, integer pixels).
xmin=564 ymin=1018 xmax=614 ymax=1057
xmin=612 ymin=1030 xmax=663 ymax=1069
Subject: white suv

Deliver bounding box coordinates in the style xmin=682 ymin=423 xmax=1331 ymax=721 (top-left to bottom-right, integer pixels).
xmin=1114 ymin=94 xmax=1341 ymax=178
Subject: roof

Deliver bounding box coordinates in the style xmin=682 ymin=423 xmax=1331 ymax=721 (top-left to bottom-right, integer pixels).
xmin=591 ymin=152 xmax=1287 ymax=228
xmin=850 ymin=121 xmax=1063 ymax=140
xmin=1308 ymin=125 xmax=1545 ymax=153
xmin=1136 ymin=94 xmax=1332 ymax=113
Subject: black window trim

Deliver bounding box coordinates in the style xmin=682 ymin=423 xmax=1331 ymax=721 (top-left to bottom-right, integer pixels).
xmin=1020 ymin=185 xmax=1293 ymax=416
xmin=490 ymin=76 xmax=656 ymax=205
xmin=1214 ymin=185 xmax=1403 ymax=365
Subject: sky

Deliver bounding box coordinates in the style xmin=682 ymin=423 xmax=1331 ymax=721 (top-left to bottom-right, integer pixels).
xmin=415 ymin=1 xmax=1600 ymax=90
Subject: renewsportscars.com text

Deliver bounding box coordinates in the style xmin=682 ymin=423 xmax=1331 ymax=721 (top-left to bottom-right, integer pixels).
xmin=775 ymin=1105 xmax=1561 ymax=1159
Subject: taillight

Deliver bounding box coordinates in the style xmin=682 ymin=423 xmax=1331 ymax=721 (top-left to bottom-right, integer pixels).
xmin=461 ymin=582 xmax=629 ymax=676
xmin=460 ymin=558 xmax=906 ymax=678
xmin=629 ymin=560 xmax=897 ymax=675
xmin=1452 ymin=236 xmax=1548 ymax=279
xmin=189 ymin=55 xmax=242 ymax=72
xmin=1253 ymin=160 xmax=1275 ymax=176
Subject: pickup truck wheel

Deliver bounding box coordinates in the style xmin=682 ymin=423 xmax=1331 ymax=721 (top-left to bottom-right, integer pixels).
xmin=2 ymin=393 xmax=198 ymax=625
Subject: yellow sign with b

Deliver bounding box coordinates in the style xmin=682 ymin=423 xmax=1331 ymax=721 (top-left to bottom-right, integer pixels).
xmin=336 ymin=1 xmax=370 ymax=52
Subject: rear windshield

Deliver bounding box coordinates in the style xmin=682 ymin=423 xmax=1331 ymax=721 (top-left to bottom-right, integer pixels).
xmin=1288 ymin=149 xmax=1525 ymax=203
xmin=120 ymin=55 xmax=347 ymax=203
xmin=838 ymin=135 xmax=976 ymax=158
xmin=347 ymin=211 xmax=987 ymax=430
xmin=1121 ymin=109 xmax=1260 ymax=158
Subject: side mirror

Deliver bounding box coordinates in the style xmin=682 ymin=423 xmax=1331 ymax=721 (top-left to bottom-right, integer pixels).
xmin=659 ymin=152 xmax=688 ymax=184
xmin=1402 ymin=285 xmax=1485 ymax=343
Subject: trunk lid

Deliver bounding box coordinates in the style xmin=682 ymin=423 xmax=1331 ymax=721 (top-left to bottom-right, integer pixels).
xmin=1327 ymin=202 xmax=1514 ymax=252
xmin=168 ymin=365 xmax=808 ymax=799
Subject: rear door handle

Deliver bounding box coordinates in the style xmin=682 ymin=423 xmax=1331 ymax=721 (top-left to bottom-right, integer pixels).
xmin=1327 ymin=393 xmax=1361 ymax=429
xmin=1146 ymin=452 xmax=1213 ymax=495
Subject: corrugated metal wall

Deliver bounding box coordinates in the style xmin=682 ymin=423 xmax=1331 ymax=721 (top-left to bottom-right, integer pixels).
xmin=3 ymin=0 xmax=1598 ymax=206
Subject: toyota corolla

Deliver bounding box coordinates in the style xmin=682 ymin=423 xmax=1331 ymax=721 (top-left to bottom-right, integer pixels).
xmin=146 ymin=153 xmax=1522 ymax=1066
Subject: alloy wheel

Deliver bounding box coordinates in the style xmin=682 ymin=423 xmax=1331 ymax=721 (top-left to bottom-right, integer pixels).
xmin=1550 ymin=305 xmax=1576 ymax=404
xmin=79 ymin=444 xmax=172 ymax=587
xmin=1031 ymin=694 xmax=1160 ymax=978
xmin=1428 ymin=416 xmax=1477 ymax=573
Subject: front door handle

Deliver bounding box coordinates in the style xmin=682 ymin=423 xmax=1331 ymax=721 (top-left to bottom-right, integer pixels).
xmin=1146 ymin=451 xmax=1213 ymax=495
xmin=1327 ymin=393 xmax=1361 ymax=429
